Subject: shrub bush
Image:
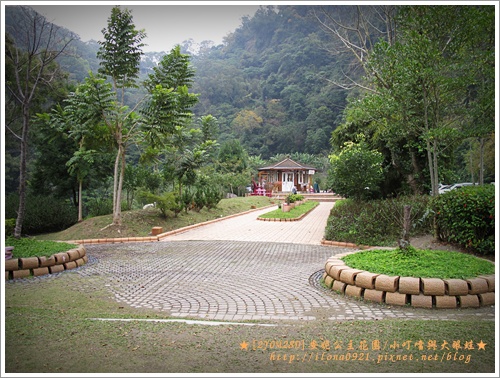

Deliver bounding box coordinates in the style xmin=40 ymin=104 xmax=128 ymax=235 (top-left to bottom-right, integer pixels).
xmin=5 ymin=218 xmax=16 ymax=237
xmin=139 ymin=191 xmax=183 ymax=218
xmin=328 ymin=140 xmax=384 ymax=200
xmin=285 ymin=194 xmax=304 ymax=204
xmin=84 ymin=196 xmax=113 ymax=217
xmin=325 ymin=195 xmax=432 ymax=246
xmin=204 ymin=185 xmax=224 ymax=210
xmin=193 ymin=187 xmax=207 ymax=212
xmin=5 ymin=193 xmax=77 ymax=235
xmin=181 ymin=189 xmax=194 ymax=213
xmin=431 ymin=185 xmax=495 ymax=254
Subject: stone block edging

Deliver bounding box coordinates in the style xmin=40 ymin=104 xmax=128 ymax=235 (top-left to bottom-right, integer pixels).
xmin=5 ymin=245 xmax=87 ymax=280
xmin=321 ymin=239 xmax=371 ymax=250
xmin=323 ymin=250 xmax=495 ymax=309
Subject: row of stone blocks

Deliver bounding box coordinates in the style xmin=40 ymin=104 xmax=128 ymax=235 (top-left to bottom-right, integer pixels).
xmin=5 ymin=245 xmax=87 ymax=280
xmin=70 ymin=237 xmax=159 ymax=244
xmin=323 ymin=252 xmax=495 ymax=309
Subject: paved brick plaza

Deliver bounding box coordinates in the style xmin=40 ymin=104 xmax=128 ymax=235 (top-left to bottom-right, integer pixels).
xmin=6 ymin=202 xmax=495 ymax=322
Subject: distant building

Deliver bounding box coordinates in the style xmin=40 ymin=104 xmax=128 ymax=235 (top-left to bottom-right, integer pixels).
xmin=257 ymin=157 xmax=316 ymax=193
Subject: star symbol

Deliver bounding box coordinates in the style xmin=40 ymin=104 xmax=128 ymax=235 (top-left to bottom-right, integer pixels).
xmin=240 ymin=341 xmax=249 ymax=350
xmin=477 ymin=340 xmax=487 ymax=350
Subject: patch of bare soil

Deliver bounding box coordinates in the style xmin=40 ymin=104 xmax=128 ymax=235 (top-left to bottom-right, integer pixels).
xmin=410 ymin=234 xmax=495 ymax=262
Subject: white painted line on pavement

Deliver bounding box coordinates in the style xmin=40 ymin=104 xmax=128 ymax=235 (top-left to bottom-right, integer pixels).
xmin=88 ymin=318 xmax=280 ymax=327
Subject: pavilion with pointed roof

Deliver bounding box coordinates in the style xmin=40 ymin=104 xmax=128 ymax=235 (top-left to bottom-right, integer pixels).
xmin=257 ymin=157 xmax=316 ymax=193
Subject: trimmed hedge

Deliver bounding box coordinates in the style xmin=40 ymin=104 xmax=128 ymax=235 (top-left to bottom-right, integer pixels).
xmin=325 ymin=195 xmax=432 ymax=247
xmin=432 ymin=185 xmax=495 ymax=255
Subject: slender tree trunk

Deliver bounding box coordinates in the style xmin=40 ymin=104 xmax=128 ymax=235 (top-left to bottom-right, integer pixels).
xmin=426 ymin=141 xmax=435 ymax=195
xmin=408 ymin=150 xmax=421 ymax=195
xmin=14 ymin=105 xmax=30 ymax=238
xmin=113 ymin=143 xmax=125 ymax=225
xmin=469 ymin=145 xmax=474 ymax=183
xmin=112 ymin=146 xmax=120 ymax=219
xmin=398 ymin=205 xmax=412 ymax=250
xmin=479 ymin=137 xmax=485 ymax=185
xmin=422 ymin=85 xmax=437 ymax=197
xmin=77 ymin=179 xmax=83 ymax=222
xmin=432 ymin=141 xmax=439 ymax=194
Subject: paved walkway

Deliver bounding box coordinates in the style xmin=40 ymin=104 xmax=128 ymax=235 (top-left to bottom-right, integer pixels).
xmin=6 ymin=203 xmax=495 ymax=322
xmin=161 ymin=202 xmax=335 ymax=245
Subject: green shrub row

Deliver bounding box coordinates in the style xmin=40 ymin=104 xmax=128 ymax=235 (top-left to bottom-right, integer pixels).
xmin=285 ymin=194 xmax=304 ymax=204
xmin=325 ymin=195 xmax=433 ymax=247
xmin=431 ymin=185 xmax=495 ymax=254
xmin=139 ymin=185 xmax=224 ymax=218
xmin=5 ymin=194 xmax=78 ymax=236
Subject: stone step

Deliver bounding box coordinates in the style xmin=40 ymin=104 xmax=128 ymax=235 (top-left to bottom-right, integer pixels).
xmin=273 ymin=192 xmax=342 ymax=202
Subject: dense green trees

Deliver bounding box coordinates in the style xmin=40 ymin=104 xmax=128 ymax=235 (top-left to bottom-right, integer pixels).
xmin=20 ymin=7 xmax=210 ymax=231
xmin=190 ymin=5 xmax=348 ymax=158
xmin=4 ymin=5 xmax=494 ymax=235
xmin=5 ymin=6 xmax=74 ymax=237
xmin=328 ymin=5 xmax=495 ymax=197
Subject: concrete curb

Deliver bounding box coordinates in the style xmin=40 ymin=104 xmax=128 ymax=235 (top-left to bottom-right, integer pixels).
xmin=321 ymin=239 xmax=371 ymax=249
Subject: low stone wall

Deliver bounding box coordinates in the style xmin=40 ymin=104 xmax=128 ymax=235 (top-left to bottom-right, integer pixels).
xmin=5 ymin=245 xmax=87 ymax=280
xmin=323 ymin=251 xmax=495 ymax=309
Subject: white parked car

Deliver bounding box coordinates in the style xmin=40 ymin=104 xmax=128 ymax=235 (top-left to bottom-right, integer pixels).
xmin=440 ymin=182 xmax=476 ymax=193
xmin=437 ymin=184 xmax=451 ymax=194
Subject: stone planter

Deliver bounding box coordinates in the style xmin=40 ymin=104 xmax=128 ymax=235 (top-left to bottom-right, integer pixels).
xmin=282 ymin=204 xmax=292 ymax=212
xmin=5 ymin=245 xmax=87 ymax=280
xmin=323 ymin=249 xmax=495 ymax=309
xmin=5 ymin=246 xmax=14 ymax=260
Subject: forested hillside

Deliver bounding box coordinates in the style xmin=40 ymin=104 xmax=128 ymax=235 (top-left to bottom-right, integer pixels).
xmin=4 ymin=4 xmax=495 ymax=236
xmin=5 ymin=5 xmax=351 ymax=158
xmin=188 ymin=5 xmax=351 ymax=157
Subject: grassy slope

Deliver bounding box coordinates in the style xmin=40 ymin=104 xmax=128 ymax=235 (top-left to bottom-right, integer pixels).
xmin=35 ymin=196 xmax=276 ymax=241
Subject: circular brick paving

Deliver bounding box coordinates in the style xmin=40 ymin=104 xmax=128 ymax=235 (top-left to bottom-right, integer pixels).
xmin=7 ymin=240 xmax=495 ymax=322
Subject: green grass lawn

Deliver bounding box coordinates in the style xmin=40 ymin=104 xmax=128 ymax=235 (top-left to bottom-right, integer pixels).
xmin=342 ymin=248 xmax=495 ymax=279
xmin=4 ymin=275 xmax=495 ymax=373
xmin=6 ymin=236 xmax=77 ymax=258
xmin=259 ymin=201 xmax=319 ymax=219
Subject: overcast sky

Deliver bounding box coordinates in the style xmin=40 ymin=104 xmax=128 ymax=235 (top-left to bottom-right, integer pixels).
xmin=29 ymin=2 xmax=261 ymax=53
